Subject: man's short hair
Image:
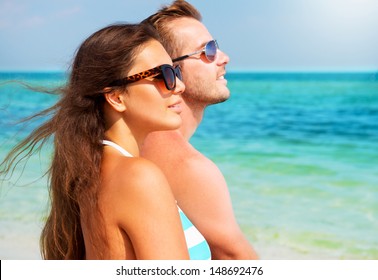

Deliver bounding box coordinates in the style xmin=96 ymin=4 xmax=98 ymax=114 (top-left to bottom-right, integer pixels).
xmin=142 ymin=0 xmax=202 ymax=59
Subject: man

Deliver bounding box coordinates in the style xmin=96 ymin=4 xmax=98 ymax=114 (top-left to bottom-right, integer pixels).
xmin=141 ymin=0 xmax=258 ymax=259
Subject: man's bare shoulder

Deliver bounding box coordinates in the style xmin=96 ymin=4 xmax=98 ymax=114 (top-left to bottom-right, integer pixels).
xmin=142 ymin=130 xmax=208 ymax=163
xmin=142 ymin=130 xmax=224 ymax=189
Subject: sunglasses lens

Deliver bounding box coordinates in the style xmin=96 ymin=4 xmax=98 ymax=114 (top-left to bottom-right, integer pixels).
xmin=162 ymin=66 xmax=176 ymax=90
xmin=205 ymin=40 xmax=217 ymax=62
xmin=175 ymin=66 xmax=183 ymax=81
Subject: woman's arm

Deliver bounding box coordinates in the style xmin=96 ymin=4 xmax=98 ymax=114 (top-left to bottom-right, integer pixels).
xmin=105 ymin=157 xmax=190 ymax=260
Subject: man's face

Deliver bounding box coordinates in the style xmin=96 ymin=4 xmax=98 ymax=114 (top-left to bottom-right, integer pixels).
xmin=171 ymin=17 xmax=230 ymax=105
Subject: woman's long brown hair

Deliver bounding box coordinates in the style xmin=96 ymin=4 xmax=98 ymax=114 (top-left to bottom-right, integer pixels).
xmin=0 ymin=23 xmax=160 ymax=259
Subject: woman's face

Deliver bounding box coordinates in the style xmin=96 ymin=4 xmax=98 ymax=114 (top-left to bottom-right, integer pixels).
xmin=121 ymin=39 xmax=185 ymax=135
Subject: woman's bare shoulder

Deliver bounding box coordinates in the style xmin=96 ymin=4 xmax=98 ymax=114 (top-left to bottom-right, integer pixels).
xmin=107 ymin=156 xmax=171 ymax=195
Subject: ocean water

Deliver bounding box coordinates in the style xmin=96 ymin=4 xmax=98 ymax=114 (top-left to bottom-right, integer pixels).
xmin=1 ymin=72 xmax=377 ymax=259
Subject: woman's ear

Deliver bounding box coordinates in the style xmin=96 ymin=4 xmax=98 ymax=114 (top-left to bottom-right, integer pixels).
xmin=103 ymin=88 xmax=126 ymax=112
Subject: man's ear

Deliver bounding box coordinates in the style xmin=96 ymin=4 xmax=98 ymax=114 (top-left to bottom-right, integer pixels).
xmin=103 ymin=88 xmax=126 ymax=112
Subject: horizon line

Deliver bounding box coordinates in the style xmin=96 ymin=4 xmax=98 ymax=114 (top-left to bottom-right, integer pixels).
xmin=0 ymin=69 xmax=377 ymax=74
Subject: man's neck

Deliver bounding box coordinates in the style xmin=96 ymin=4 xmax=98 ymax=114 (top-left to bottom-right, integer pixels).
xmin=178 ymin=98 xmax=206 ymax=140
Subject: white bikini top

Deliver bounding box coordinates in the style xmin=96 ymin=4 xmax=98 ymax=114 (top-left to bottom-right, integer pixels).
xmin=102 ymin=140 xmax=133 ymax=157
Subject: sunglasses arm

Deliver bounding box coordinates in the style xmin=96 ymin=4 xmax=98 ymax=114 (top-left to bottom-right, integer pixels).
xmin=172 ymin=49 xmax=203 ymax=63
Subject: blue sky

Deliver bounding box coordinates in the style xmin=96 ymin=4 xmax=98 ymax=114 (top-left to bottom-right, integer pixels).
xmin=0 ymin=0 xmax=377 ymax=72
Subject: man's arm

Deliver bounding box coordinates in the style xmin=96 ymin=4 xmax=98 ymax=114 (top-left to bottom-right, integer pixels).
xmin=176 ymin=153 xmax=259 ymax=260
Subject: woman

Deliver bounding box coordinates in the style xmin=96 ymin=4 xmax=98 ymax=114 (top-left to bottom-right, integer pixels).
xmin=1 ymin=23 xmax=192 ymax=259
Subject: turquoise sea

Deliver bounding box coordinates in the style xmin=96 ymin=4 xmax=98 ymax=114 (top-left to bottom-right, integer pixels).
xmin=1 ymin=72 xmax=377 ymax=259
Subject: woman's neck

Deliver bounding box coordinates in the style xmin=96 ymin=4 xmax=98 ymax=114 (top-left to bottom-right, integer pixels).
xmin=104 ymin=119 xmax=140 ymax=157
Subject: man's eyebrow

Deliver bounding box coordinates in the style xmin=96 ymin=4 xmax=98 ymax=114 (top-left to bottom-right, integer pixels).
xmin=197 ymin=40 xmax=210 ymax=49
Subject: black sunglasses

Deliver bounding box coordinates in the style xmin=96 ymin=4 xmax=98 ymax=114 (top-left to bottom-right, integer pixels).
xmin=172 ymin=40 xmax=219 ymax=63
xmin=108 ymin=64 xmax=182 ymax=91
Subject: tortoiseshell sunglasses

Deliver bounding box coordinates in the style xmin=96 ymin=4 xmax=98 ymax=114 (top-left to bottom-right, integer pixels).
xmin=108 ymin=64 xmax=182 ymax=91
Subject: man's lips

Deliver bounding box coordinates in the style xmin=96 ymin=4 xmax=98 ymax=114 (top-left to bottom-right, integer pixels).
xmin=217 ymin=73 xmax=227 ymax=84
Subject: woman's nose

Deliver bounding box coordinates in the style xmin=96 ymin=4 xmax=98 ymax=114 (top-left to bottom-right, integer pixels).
xmin=173 ymin=76 xmax=185 ymax=95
